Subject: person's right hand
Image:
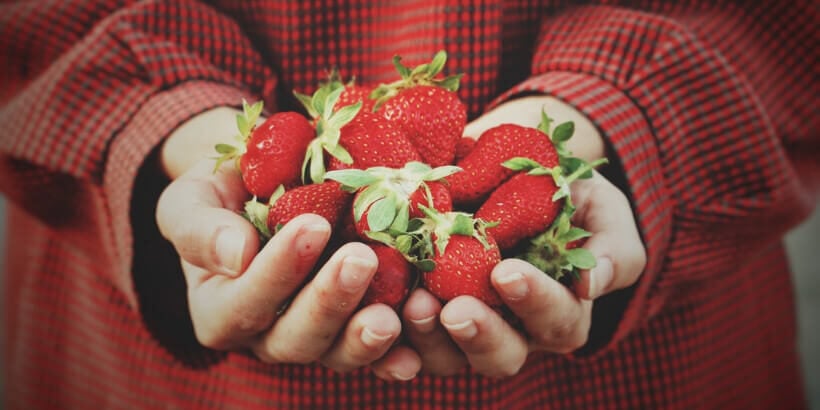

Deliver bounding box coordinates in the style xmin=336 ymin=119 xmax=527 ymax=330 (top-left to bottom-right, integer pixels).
xmin=154 ymin=107 xmax=421 ymax=380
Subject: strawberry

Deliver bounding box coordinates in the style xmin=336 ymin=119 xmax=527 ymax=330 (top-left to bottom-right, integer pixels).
xmin=401 ymin=208 xmax=502 ymax=306
xmin=447 ymin=119 xmax=559 ymax=206
xmin=476 ymin=171 xmax=563 ymax=250
xmin=296 ymin=70 xmax=376 ymax=113
xmin=478 ymin=115 xmax=608 ymax=280
xmin=297 ymin=85 xmax=421 ymax=183
xmin=336 ymin=83 xmax=376 ymax=112
xmin=361 ymin=244 xmax=415 ymax=310
xmin=326 ymin=110 xmax=421 ymax=172
xmin=408 ymin=181 xmax=452 ymax=218
xmin=453 ymin=137 xmax=476 ymax=162
xmin=325 ymin=162 xmax=460 ymax=242
xmin=214 ymin=101 xmax=315 ymax=198
xmin=371 ymin=50 xmax=466 ymax=167
xmin=242 ymin=181 xmax=352 ymax=239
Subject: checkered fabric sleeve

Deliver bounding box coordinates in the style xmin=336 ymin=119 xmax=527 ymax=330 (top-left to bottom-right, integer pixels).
xmin=494 ymin=3 xmax=819 ymax=354
xmin=0 ymin=0 xmax=272 ymax=306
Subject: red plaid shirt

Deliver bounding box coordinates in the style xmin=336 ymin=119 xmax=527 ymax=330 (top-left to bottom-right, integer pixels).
xmin=1 ymin=1 xmax=817 ymax=409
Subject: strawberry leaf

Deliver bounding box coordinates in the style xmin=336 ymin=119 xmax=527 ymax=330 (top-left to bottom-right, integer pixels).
xmin=324 ymin=169 xmax=380 ymax=189
xmin=367 ymin=197 xmax=398 ymax=232
xmin=537 ymin=111 xmax=555 ymax=135
xmin=552 ymin=121 xmax=574 ymax=143
xmin=214 ymin=143 xmax=237 ymax=155
xmin=390 ymin=202 xmax=410 ymax=232
xmin=326 ymin=100 xmax=361 ymax=129
xmin=414 ymin=259 xmax=436 ymax=272
xmin=434 ymin=74 xmax=463 ymax=92
xmin=450 ymin=214 xmax=476 ymax=236
xmin=565 ymin=248 xmax=597 ymax=269
xmin=326 ymin=142 xmax=354 ymax=165
xmin=393 ymin=55 xmax=412 ymax=78
xmin=427 ymin=50 xmax=447 ymax=77
xmin=243 ymin=198 xmax=272 ymax=240
xmin=559 ymin=227 xmax=592 ymax=243
xmin=424 ymin=165 xmax=462 ymax=181
xmin=503 ymin=157 xmax=542 ymax=171
xmin=294 ymin=91 xmax=318 ymax=118
xmin=309 ymin=143 xmax=327 ymax=183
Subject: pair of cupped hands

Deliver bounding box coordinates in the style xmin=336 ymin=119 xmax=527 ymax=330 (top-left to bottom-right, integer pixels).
xmin=156 ymin=96 xmax=646 ymax=381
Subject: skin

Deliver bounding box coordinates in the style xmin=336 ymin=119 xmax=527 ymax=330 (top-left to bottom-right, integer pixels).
xmin=157 ymin=95 xmax=645 ymax=381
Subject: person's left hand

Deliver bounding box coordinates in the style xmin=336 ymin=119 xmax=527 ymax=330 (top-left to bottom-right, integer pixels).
xmin=381 ymin=96 xmax=646 ymax=378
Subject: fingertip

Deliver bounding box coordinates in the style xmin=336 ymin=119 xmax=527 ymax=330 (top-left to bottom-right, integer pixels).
xmin=371 ymin=345 xmax=422 ymax=382
xmin=581 ymin=256 xmax=613 ymax=300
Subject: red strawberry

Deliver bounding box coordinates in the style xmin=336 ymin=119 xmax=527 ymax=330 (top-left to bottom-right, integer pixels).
xmin=481 ymin=117 xmax=608 ymax=281
xmin=408 ymin=181 xmax=452 ymax=218
xmin=476 ymin=172 xmax=563 ymax=250
xmin=447 ymin=123 xmax=558 ymax=205
xmin=379 ymin=86 xmax=466 ymax=167
xmin=361 ymin=244 xmax=415 ymax=310
xmin=245 ymin=181 xmax=351 ymax=235
xmin=325 ymin=162 xmax=460 ymax=242
xmin=372 ymin=51 xmax=466 ymax=167
xmin=408 ymin=209 xmax=502 ymax=306
xmin=327 ymin=110 xmax=421 ymax=171
xmin=336 ymin=83 xmax=376 ymax=112
xmin=454 ymin=137 xmax=476 ymax=162
xmin=214 ymin=101 xmax=314 ymax=198
xmin=353 ymin=182 xmax=451 ymax=241
xmin=298 ymin=85 xmax=421 ymax=183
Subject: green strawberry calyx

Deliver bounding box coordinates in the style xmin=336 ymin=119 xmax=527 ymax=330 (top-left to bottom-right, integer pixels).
xmin=505 ymin=111 xmax=609 ymax=280
xmin=325 ymin=162 xmax=461 ymax=241
xmin=213 ymin=99 xmax=264 ymax=173
xmin=241 ymin=185 xmax=289 ymax=242
xmin=295 ymin=84 xmax=362 ymax=184
xmin=391 ymin=206 xmax=497 ymax=272
xmin=370 ymin=50 xmax=464 ymax=110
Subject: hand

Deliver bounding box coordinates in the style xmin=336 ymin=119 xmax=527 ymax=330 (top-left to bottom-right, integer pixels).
xmin=400 ymin=96 xmax=646 ymax=377
xmin=156 ymin=108 xmax=422 ymax=380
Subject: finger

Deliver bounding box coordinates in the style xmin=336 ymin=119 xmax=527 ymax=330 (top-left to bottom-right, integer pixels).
xmin=439 ymin=296 xmax=529 ymax=378
xmin=369 ymin=345 xmax=423 ymax=382
xmin=492 ymin=259 xmax=592 ymax=354
xmin=319 ymin=304 xmax=402 ymax=373
xmin=570 ymin=173 xmax=647 ymax=300
xmin=156 ymin=159 xmax=257 ymax=277
xmin=251 ymin=243 xmax=378 ymax=364
xmin=402 ymin=288 xmax=467 ymax=376
xmin=187 ymin=213 xmax=332 ymax=349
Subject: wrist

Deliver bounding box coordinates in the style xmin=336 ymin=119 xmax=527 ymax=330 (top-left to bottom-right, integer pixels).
xmin=160 ymin=106 xmax=248 ymax=179
xmin=467 ymin=95 xmax=605 ymax=162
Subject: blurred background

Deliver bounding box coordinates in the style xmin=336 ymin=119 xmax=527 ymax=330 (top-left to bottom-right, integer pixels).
xmin=0 ymin=197 xmax=818 ymax=408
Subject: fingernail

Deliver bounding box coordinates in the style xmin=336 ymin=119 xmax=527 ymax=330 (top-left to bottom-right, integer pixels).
xmin=495 ymin=271 xmax=528 ymax=300
xmin=340 ymin=256 xmax=376 ymax=292
xmin=296 ymin=223 xmax=331 ymax=257
xmin=361 ymin=327 xmax=392 ymax=348
xmin=409 ymin=315 xmax=437 ymax=333
xmin=215 ymin=226 xmax=245 ymax=275
xmin=389 ymin=371 xmax=417 ymax=381
xmin=443 ymin=320 xmax=477 ymax=340
xmin=589 ymin=257 xmax=613 ymax=299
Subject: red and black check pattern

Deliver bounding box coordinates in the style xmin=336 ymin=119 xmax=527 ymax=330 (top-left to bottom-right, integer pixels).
xmin=1 ymin=1 xmax=817 ymax=409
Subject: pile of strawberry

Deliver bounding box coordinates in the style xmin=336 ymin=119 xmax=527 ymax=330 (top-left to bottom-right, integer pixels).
xmin=215 ymin=51 xmax=606 ymax=310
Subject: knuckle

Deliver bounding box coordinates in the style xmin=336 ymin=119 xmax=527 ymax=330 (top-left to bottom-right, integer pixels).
xmin=226 ymin=299 xmax=274 ymax=335
xmin=489 ymin=361 xmax=525 ymax=378
xmin=267 ymin=343 xmax=319 ymax=365
xmin=313 ymin=286 xmax=354 ymax=318
xmin=193 ymin=325 xmax=229 ymax=350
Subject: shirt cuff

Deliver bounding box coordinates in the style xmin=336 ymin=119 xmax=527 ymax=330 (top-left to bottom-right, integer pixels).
xmin=103 ymin=81 xmax=253 ymax=308
xmin=494 ymin=71 xmax=675 ymax=356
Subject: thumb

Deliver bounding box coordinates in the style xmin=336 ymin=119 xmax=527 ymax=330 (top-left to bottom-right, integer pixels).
xmin=570 ymin=172 xmax=646 ymax=300
xmin=156 ymin=159 xmax=259 ymax=279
